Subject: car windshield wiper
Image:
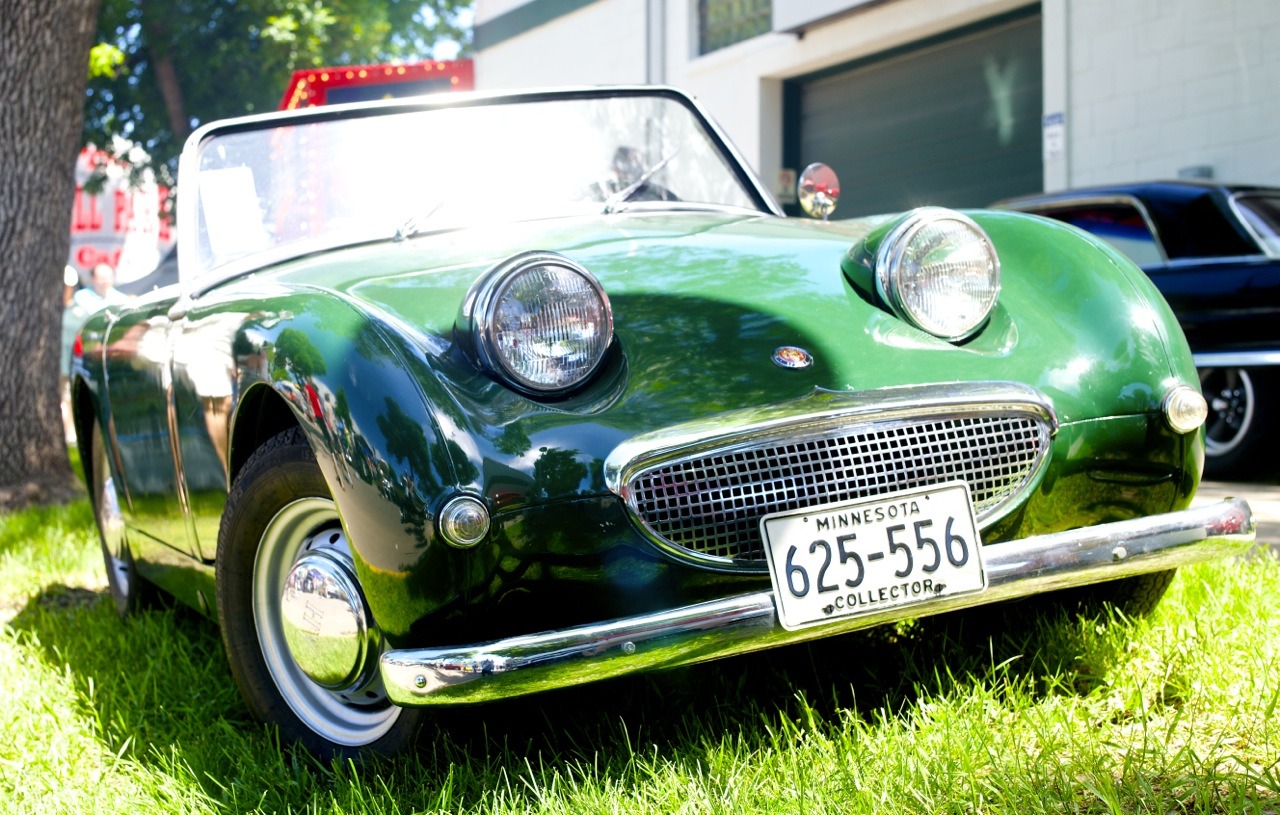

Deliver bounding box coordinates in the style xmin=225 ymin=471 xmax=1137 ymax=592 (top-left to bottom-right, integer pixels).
xmin=602 ymin=148 xmax=680 ymax=214
xmin=394 ymin=200 xmax=446 ymax=241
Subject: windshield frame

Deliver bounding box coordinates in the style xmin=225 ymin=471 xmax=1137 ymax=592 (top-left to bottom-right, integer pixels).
xmin=176 ymin=86 xmax=781 ymax=294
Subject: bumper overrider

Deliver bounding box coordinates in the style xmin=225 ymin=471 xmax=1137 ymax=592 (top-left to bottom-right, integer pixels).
xmin=381 ymin=498 xmax=1254 ymax=706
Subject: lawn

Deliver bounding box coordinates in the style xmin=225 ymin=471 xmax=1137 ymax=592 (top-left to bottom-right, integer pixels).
xmin=2 ymin=498 xmax=1278 ymax=814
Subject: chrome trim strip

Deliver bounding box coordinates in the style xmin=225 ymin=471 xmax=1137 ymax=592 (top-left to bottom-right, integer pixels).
xmin=1158 ymin=254 xmax=1272 ymax=270
xmin=874 ymin=208 xmax=1001 ymax=342
xmin=461 ymin=251 xmax=614 ymax=397
xmin=1193 ymin=350 xmax=1280 ymax=368
xmin=380 ymin=499 xmax=1254 ymax=705
xmin=604 ymin=382 xmax=1058 ymax=570
xmin=605 ymin=383 xmax=1058 ymax=489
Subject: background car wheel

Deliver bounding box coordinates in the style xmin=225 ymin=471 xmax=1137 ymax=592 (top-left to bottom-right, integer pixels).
xmin=1061 ymin=569 xmax=1176 ymax=618
xmin=997 ymin=570 xmax=1175 ymax=622
xmin=938 ymin=569 xmax=1176 ymax=644
xmin=90 ymin=423 xmax=155 ymax=617
xmin=216 ymin=427 xmax=421 ymax=757
xmin=1199 ymin=367 xmax=1275 ymax=479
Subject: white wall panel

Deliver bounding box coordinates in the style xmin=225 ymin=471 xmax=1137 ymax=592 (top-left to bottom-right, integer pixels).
xmin=474 ymin=0 xmax=648 ymax=89
xmin=1065 ymin=0 xmax=1280 ymax=186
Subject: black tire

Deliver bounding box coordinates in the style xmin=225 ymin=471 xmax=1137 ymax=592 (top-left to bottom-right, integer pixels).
xmin=1001 ymin=571 xmax=1176 ymax=622
xmin=1200 ymin=367 xmax=1275 ymax=479
xmin=1061 ymin=569 xmax=1177 ymax=619
xmin=90 ymin=422 xmax=156 ymax=617
xmin=931 ymin=569 xmax=1176 ymax=652
xmin=215 ymin=427 xmax=421 ymax=757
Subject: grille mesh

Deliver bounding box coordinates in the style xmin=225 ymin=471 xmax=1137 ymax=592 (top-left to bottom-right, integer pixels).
xmin=627 ymin=414 xmax=1047 ymax=563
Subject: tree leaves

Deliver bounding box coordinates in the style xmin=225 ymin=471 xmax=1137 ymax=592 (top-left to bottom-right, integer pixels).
xmin=83 ymin=0 xmax=473 ymax=175
xmin=87 ymin=42 xmax=125 ymax=79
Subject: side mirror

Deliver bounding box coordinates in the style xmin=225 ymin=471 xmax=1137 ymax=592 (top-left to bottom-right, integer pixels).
xmin=798 ymin=163 xmax=840 ymax=221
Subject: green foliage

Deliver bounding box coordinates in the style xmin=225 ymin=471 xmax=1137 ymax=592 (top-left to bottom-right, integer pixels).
xmin=84 ymin=0 xmax=472 ymax=176
xmin=87 ymin=42 xmax=126 ymax=79
xmin=270 ymin=328 xmax=328 ymax=381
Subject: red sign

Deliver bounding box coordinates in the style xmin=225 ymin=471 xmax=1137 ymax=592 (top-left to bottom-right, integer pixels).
xmin=68 ymin=146 xmax=174 ymax=286
xmin=278 ymin=59 xmax=474 ymax=111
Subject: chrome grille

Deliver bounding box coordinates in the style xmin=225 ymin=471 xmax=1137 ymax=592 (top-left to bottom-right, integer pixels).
xmin=626 ymin=413 xmax=1048 ymax=565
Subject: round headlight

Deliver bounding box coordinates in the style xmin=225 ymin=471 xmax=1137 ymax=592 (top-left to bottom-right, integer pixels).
xmin=875 ymin=208 xmax=1001 ymax=341
xmin=468 ymin=252 xmax=613 ymax=394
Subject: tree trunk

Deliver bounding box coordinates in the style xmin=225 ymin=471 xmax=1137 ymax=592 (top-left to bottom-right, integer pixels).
xmin=0 ymin=0 xmax=101 ymax=509
xmin=152 ymin=52 xmax=191 ymax=143
xmin=139 ymin=0 xmax=190 ymax=144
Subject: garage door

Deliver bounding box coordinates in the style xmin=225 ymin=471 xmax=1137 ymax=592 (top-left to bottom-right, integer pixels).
xmin=784 ymin=7 xmax=1043 ymax=218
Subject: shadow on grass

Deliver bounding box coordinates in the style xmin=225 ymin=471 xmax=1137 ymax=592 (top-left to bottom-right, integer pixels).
xmin=425 ymin=594 xmax=1128 ymax=755
xmin=8 ymin=576 xmax=1131 ymax=811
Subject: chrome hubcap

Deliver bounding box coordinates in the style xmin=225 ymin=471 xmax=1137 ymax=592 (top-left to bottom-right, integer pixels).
xmin=1199 ymin=367 xmax=1254 ymax=457
xmin=253 ymin=498 xmax=398 ymax=746
xmin=281 ymin=545 xmax=380 ymax=691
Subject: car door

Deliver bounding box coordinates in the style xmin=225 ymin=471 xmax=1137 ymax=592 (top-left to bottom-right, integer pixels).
xmin=1143 ymin=255 xmax=1280 ymax=352
xmin=170 ymin=309 xmax=245 ymax=561
xmin=101 ymin=294 xmax=199 ymax=559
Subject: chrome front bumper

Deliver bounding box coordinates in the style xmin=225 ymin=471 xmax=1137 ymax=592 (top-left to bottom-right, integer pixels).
xmin=380 ymin=499 xmax=1254 ymax=706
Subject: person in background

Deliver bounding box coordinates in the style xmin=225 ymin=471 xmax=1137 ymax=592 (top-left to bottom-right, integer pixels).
xmin=73 ymin=262 xmax=128 ymax=313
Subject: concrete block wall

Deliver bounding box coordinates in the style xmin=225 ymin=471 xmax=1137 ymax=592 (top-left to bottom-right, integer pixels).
xmin=474 ymin=0 xmax=649 ymax=89
xmin=1065 ymin=0 xmax=1280 ymax=187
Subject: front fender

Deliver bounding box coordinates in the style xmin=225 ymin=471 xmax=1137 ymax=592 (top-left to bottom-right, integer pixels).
xmin=188 ymin=284 xmax=481 ymax=639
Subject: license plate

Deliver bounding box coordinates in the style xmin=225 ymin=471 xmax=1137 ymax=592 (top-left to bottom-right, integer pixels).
xmin=761 ymin=481 xmax=986 ymax=630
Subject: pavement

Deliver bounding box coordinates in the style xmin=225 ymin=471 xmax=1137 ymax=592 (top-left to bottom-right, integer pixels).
xmin=1194 ymin=481 xmax=1280 ymax=549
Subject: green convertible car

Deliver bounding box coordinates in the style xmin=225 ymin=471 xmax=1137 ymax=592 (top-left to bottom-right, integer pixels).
xmin=70 ymin=87 xmax=1255 ymax=756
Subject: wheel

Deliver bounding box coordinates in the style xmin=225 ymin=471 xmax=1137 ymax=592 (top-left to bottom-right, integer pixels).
xmin=1009 ymin=570 xmax=1176 ymax=622
xmin=90 ymin=423 xmax=155 ymax=617
xmin=936 ymin=569 xmax=1176 ymax=646
xmin=215 ymin=427 xmax=421 ymax=757
xmin=1199 ymin=367 xmax=1275 ymax=478
xmin=1064 ymin=569 xmax=1177 ymax=618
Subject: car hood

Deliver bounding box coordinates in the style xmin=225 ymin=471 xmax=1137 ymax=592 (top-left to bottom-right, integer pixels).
xmin=274 ymin=209 xmax=1188 ymax=500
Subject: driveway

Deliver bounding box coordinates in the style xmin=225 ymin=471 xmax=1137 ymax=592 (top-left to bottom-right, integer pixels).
xmin=1195 ymin=481 xmax=1280 ymax=551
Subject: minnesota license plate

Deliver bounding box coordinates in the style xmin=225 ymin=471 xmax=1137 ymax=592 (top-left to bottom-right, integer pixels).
xmin=761 ymin=482 xmax=986 ymax=631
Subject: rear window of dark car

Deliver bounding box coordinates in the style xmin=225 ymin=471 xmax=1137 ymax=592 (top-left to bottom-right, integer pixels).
xmin=1036 ymin=203 xmax=1164 ymax=266
xmin=1134 ymin=184 xmax=1258 ymax=259
xmin=1232 ymin=194 xmax=1280 ymax=257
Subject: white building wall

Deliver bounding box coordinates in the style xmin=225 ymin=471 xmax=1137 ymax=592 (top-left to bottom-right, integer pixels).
xmin=1063 ymin=0 xmax=1280 ymax=186
xmin=474 ymin=0 xmax=1280 ymax=192
xmin=474 ymin=0 xmax=649 ymax=89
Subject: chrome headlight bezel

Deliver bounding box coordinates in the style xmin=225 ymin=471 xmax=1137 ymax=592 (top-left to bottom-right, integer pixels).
xmin=462 ymin=251 xmax=614 ymax=397
xmin=874 ymin=207 xmax=1002 ymax=342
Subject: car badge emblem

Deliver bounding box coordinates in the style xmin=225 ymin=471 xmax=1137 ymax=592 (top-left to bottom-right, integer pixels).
xmin=772 ymin=346 xmax=813 ymax=370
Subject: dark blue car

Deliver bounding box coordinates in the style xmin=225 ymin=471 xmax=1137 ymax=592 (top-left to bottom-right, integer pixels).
xmin=998 ymin=181 xmax=1280 ymax=478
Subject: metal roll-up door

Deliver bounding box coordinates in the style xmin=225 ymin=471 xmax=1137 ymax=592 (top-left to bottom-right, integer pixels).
xmin=784 ymin=7 xmax=1043 ymax=218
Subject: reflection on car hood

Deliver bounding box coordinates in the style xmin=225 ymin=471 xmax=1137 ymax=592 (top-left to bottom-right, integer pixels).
xmin=277 ymin=210 xmax=1181 ymax=436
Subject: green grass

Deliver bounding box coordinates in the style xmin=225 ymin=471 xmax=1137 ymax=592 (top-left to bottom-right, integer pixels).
xmin=2 ymin=500 xmax=1279 ymax=814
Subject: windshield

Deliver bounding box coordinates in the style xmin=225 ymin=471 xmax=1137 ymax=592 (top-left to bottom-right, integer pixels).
xmin=187 ymin=93 xmax=762 ymax=279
